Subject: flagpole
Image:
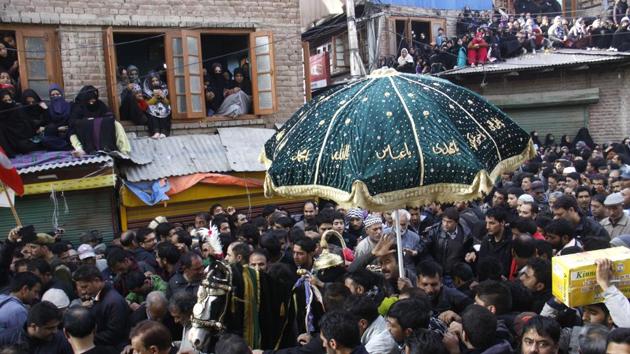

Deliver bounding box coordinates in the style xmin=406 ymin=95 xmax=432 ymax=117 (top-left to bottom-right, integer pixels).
xmin=0 ymin=181 xmax=21 ymax=227
xmin=394 ymin=210 xmax=405 ymax=280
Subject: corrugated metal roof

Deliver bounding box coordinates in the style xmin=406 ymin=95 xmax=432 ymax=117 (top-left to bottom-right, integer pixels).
xmin=17 ymin=155 xmax=114 ymax=175
xmin=218 ymin=127 xmax=276 ymax=172
xmin=439 ymin=50 xmax=630 ymax=77
xmin=122 ymin=135 xmax=231 ymax=182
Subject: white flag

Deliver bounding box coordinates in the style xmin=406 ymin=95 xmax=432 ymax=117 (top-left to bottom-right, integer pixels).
xmin=0 ymin=187 xmax=15 ymax=208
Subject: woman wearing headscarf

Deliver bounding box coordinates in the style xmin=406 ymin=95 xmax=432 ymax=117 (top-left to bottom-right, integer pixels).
xmin=207 ymin=63 xmax=226 ymax=114
xmin=69 ymin=85 xmax=130 ymax=156
xmin=530 ymin=131 xmax=542 ymax=150
xmin=119 ymin=83 xmax=147 ymax=126
xmin=216 ymin=67 xmax=252 ymax=117
xmin=544 ymin=133 xmax=555 ymax=148
xmin=39 ymin=84 xmax=72 ymax=151
xmin=0 ymin=89 xmax=40 ymax=157
xmin=143 ymin=72 xmax=171 ymax=138
xmin=20 ymin=89 xmax=47 ymax=129
xmin=396 ymin=48 xmax=415 ymax=73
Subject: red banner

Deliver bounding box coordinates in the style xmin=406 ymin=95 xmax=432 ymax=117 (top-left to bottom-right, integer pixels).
xmin=309 ymin=52 xmax=330 ymax=89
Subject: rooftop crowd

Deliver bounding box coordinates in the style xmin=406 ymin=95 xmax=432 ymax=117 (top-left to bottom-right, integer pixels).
xmin=2 ymin=128 xmax=630 ymax=354
xmin=393 ymin=1 xmax=630 ymax=74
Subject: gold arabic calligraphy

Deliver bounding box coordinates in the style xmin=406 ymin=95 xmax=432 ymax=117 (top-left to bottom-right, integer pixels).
xmin=376 ymin=143 xmax=412 ymax=160
xmin=291 ymin=149 xmax=310 ymax=162
xmin=432 ymin=140 xmax=460 ymax=156
xmin=332 ymin=144 xmax=351 ymax=161
xmin=486 ymin=117 xmax=506 ymax=131
xmin=466 ymin=130 xmax=486 ymax=151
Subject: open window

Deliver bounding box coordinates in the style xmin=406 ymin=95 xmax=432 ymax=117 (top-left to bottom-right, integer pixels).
xmin=103 ymin=28 xmax=277 ymax=121
xmin=0 ymin=26 xmax=62 ymax=100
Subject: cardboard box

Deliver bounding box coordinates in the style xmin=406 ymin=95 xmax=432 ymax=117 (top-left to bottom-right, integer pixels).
xmin=552 ymin=246 xmax=630 ymax=307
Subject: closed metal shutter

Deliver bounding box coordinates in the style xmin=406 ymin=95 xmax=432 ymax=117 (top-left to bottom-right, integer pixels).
xmin=503 ymin=106 xmax=587 ymax=140
xmin=0 ymin=188 xmax=117 ymax=246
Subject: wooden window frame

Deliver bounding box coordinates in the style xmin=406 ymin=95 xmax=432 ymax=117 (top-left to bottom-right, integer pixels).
xmin=249 ymin=31 xmax=278 ymax=116
xmin=389 ymin=16 xmax=447 ymax=51
xmin=562 ymin=0 xmax=577 ymax=18
xmin=0 ymin=25 xmax=63 ymax=98
xmin=331 ymin=33 xmax=350 ymax=73
xmin=103 ymin=27 xmax=278 ymax=122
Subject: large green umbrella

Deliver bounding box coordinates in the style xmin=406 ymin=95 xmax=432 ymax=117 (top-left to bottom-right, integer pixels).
xmin=261 ymin=68 xmax=535 ymax=211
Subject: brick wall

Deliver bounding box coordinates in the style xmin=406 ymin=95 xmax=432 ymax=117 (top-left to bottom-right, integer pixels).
xmin=453 ymin=66 xmax=630 ymax=143
xmin=2 ymin=0 xmax=304 ymax=127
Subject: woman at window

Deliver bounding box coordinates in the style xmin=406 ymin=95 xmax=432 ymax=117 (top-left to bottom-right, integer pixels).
xmin=69 ymin=85 xmax=130 ymax=156
xmin=207 ymin=63 xmax=227 ymax=114
xmin=143 ymin=72 xmax=171 ymax=138
xmin=20 ymin=89 xmax=47 ymax=129
xmin=216 ymin=67 xmax=252 ymax=117
xmin=0 ymin=89 xmax=40 ymax=157
xmin=119 ymin=83 xmax=148 ymax=126
xmin=0 ymin=43 xmax=18 ymax=81
xmin=41 ymin=84 xmax=72 ymax=151
xmin=395 ymin=48 xmax=415 ymax=73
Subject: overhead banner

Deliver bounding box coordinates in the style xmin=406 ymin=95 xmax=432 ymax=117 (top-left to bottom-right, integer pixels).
xmin=377 ymin=0 xmax=492 ymax=10
xmin=309 ymin=52 xmax=331 ymax=90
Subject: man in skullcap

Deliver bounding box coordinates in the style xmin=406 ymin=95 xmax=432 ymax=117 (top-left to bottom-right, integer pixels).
xmin=353 ymin=214 xmax=384 ymax=260
xmin=601 ymin=192 xmax=630 ymax=239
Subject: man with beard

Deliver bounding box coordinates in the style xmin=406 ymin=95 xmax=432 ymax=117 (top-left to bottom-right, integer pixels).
xmin=416 ymin=261 xmax=472 ymax=319
xmin=293 ymin=238 xmax=316 ymax=272
xmin=346 ymin=208 xmax=365 ymax=248
xmin=167 ymin=252 xmax=205 ymax=297
xmin=0 ymin=301 xmax=72 ymax=353
xmin=72 ymin=265 xmax=129 ymax=350
xmin=295 ymin=201 xmax=318 ymax=231
xmin=423 ymin=207 xmax=473 ymax=276
xmin=552 ymin=195 xmax=609 ymax=241
xmin=349 ymin=233 xmax=416 ymax=295
xmin=469 ymin=207 xmax=512 ymax=278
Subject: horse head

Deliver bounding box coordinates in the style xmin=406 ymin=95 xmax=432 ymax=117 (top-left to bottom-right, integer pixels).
xmin=188 ymin=260 xmax=232 ymax=351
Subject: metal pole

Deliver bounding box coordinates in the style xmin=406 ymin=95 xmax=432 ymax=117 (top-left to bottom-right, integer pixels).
xmin=394 ymin=210 xmax=405 ymax=280
xmin=346 ymin=0 xmax=364 ymax=79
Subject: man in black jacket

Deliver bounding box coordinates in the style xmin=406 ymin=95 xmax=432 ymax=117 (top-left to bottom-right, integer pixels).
xmin=470 ymin=208 xmax=512 ymax=278
xmin=416 ymin=261 xmax=472 ymax=317
xmin=422 ymin=207 xmax=474 ymax=276
xmin=552 ymin=195 xmax=609 ymax=241
xmin=73 ymin=265 xmax=129 ymax=350
xmin=0 ymin=300 xmax=72 ymax=353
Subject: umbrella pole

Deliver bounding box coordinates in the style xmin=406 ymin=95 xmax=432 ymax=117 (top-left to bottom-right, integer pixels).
xmin=394 ymin=210 xmax=405 ymax=280
xmin=0 ymin=181 xmax=21 ymax=227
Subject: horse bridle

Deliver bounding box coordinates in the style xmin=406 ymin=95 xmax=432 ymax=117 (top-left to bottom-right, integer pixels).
xmin=190 ymin=261 xmax=233 ymax=332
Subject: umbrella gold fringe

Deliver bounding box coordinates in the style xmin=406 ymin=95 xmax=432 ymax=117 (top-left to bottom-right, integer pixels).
xmin=262 ymin=140 xmax=535 ymax=211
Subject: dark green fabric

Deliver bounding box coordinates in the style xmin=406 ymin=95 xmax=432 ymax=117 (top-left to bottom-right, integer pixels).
xmin=265 ymin=72 xmax=530 ymax=197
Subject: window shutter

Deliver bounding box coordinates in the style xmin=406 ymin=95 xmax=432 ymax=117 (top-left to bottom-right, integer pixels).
xmin=249 ymin=31 xmax=277 ymax=115
xmin=102 ymin=27 xmax=120 ymax=119
xmin=165 ymin=31 xmax=205 ymax=119
xmin=15 ymin=28 xmax=62 ymax=99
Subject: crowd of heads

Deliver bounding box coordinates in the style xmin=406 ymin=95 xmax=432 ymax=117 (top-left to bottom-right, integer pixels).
xmin=3 ymin=128 xmax=630 ymax=353
xmin=393 ymin=3 xmax=630 ymax=74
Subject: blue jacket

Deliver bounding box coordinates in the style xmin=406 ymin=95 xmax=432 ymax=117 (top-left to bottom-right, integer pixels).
xmin=0 ymin=294 xmax=27 ymax=331
xmin=0 ymin=325 xmax=72 ymax=354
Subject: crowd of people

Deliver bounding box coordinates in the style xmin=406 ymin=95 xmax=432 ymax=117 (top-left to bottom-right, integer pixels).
xmin=2 ymin=128 xmax=630 ymax=354
xmin=393 ymin=3 xmax=630 ymax=74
